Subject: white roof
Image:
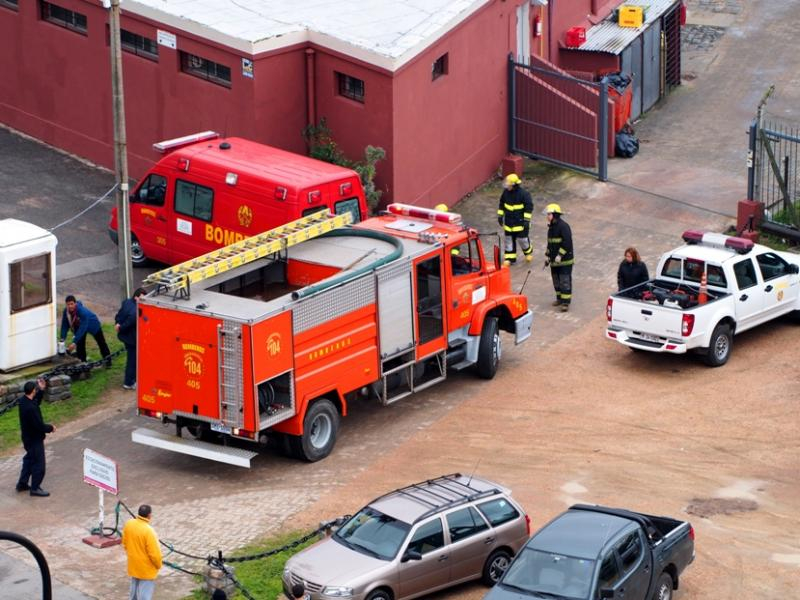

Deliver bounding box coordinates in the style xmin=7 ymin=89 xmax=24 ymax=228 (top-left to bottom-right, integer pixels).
xmin=0 ymin=219 xmax=55 ymax=249
xmin=126 ymin=0 xmax=490 ymax=71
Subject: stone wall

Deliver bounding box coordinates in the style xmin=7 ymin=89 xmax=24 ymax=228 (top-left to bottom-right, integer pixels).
xmin=0 ymin=375 xmax=72 ymax=409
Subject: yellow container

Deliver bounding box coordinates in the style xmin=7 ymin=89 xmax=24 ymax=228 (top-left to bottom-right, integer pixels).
xmin=618 ymin=6 xmax=644 ymax=28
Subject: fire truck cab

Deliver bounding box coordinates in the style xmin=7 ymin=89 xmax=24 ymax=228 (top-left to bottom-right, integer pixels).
xmin=133 ymin=205 xmax=532 ymax=467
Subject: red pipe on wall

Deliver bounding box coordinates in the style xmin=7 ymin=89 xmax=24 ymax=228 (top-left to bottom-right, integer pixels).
xmin=305 ymin=48 xmax=316 ymax=128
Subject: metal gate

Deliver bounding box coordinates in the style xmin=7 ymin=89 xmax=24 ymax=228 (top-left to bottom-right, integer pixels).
xmin=508 ymin=56 xmax=609 ymax=181
xmin=748 ymin=115 xmax=800 ymax=229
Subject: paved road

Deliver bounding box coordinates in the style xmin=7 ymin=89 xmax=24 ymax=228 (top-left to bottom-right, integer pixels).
xmin=0 ymin=0 xmax=798 ymax=598
xmin=0 ymin=549 xmax=92 ymax=600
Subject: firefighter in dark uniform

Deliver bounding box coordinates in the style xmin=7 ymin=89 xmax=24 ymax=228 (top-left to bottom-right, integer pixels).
xmin=544 ymin=203 xmax=574 ymax=311
xmin=497 ymin=173 xmax=533 ymax=265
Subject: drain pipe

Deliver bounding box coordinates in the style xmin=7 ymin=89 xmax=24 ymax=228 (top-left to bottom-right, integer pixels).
xmin=305 ymin=49 xmax=316 ymax=130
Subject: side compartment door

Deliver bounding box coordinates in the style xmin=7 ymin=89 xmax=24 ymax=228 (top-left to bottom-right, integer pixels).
xmin=397 ymin=517 xmax=451 ymax=598
xmin=171 ymin=178 xmax=215 ymax=262
xmin=414 ymin=253 xmax=446 ymax=359
xmin=447 ymin=237 xmax=488 ymax=332
xmin=130 ymin=172 xmax=170 ymax=263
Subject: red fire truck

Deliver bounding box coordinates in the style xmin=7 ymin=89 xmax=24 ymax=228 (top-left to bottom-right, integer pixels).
xmin=132 ymin=205 xmax=532 ymax=467
xmin=109 ymin=131 xmax=367 ymax=266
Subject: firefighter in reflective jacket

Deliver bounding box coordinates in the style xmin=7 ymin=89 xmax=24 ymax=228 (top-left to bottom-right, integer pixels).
xmin=544 ymin=203 xmax=574 ymax=312
xmin=497 ymin=174 xmax=533 ymax=265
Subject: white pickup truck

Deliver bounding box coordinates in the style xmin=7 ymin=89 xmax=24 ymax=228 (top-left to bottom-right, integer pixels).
xmin=606 ymin=230 xmax=800 ymax=366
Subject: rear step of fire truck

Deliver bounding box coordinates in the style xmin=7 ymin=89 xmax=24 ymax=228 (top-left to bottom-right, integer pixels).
xmin=133 ymin=210 xmax=354 ymax=467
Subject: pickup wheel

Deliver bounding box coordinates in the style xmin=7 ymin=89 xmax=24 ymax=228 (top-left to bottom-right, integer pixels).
xmin=482 ymin=548 xmax=512 ymax=586
xmin=476 ymin=317 xmax=501 ymax=380
xmin=652 ymin=572 xmax=673 ymax=600
xmin=289 ymin=399 xmax=339 ymax=462
xmin=703 ymin=324 xmax=732 ymax=367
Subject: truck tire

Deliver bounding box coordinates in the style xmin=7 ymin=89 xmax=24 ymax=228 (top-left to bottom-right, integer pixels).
xmin=130 ymin=235 xmax=149 ymax=267
xmin=289 ymin=399 xmax=339 ymax=462
xmin=651 ymin=572 xmax=673 ymax=600
xmin=476 ymin=317 xmax=501 ymax=379
xmin=481 ymin=548 xmax=512 ymax=586
xmin=703 ymin=324 xmax=732 ymax=367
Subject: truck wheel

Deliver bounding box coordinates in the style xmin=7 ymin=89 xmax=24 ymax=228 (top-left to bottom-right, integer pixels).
xmin=481 ymin=548 xmax=512 ymax=586
xmin=130 ymin=236 xmax=149 ymax=266
xmin=703 ymin=324 xmax=732 ymax=367
xmin=476 ymin=317 xmax=501 ymax=380
xmin=290 ymin=399 xmax=339 ymax=462
xmin=652 ymin=572 xmax=673 ymax=600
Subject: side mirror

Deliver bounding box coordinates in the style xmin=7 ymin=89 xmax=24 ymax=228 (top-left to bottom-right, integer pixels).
xmin=494 ymin=245 xmax=501 ymax=270
xmin=788 ymin=263 xmax=799 ymax=274
xmin=401 ymin=550 xmax=422 ymax=563
xmin=599 ymin=589 xmax=615 ymax=599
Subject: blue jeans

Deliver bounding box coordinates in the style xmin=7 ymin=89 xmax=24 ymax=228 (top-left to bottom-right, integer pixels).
xmin=129 ymin=578 xmax=156 ymax=600
xmin=124 ymin=342 xmax=137 ymax=386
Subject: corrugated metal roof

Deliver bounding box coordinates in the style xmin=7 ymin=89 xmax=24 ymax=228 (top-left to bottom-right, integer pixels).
xmin=573 ymin=0 xmax=680 ymax=54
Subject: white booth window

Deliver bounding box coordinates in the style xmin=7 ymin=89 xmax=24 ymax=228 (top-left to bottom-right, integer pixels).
xmin=10 ymin=253 xmax=51 ymax=313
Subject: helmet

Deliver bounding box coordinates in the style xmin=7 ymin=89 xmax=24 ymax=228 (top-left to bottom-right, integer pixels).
xmin=504 ymin=173 xmax=521 ymax=187
xmin=434 ymin=203 xmax=448 ymax=212
xmin=544 ymin=203 xmax=562 ymax=215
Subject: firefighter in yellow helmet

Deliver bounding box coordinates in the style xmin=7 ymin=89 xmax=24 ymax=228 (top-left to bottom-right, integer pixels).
xmin=544 ymin=203 xmax=574 ymax=312
xmin=497 ymin=173 xmax=533 ymax=265
xmin=434 ymin=203 xmax=449 ymax=212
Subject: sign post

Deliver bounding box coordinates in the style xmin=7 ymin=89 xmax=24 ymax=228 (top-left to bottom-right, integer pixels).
xmin=81 ymin=448 xmax=122 ymax=549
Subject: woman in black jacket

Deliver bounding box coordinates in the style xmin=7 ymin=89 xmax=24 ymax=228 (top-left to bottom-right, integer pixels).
xmin=617 ymin=247 xmax=649 ymax=290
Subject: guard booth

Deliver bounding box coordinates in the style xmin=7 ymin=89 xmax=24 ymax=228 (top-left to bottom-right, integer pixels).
xmin=0 ymin=219 xmax=58 ymax=371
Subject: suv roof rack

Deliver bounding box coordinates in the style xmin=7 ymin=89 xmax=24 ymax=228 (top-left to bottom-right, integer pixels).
xmin=371 ymin=473 xmax=501 ymax=524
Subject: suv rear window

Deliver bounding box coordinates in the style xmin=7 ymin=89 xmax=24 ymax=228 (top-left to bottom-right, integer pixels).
xmin=477 ymin=497 xmax=520 ymax=527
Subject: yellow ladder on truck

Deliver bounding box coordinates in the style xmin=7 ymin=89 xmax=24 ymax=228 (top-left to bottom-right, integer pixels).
xmin=143 ymin=210 xmax=353 ymax=297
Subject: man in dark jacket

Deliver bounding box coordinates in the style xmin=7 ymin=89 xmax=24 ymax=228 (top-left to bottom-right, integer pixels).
xmin=16 ymin=378 xmax=56 ymax=497
xmin=497 ymin=173 xmax=533 ymax=265
xmin=544 ymin=203 xmax=574 ymax=312
xmin=115 ymin=288 xmax=146 ymax=390
xmin=60 ymin=295 xmax=111 ymax=364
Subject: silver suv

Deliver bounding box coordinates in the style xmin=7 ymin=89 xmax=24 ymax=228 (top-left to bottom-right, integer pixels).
xmin=283 ymin=474 xmax=530 ymax=600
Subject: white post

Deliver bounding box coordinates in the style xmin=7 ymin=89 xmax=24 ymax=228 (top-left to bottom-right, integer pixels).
xmin=98 ymin=488 xmax=105 ymax=537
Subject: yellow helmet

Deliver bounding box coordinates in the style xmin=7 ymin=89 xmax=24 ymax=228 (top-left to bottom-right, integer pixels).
xmin=544 ymin=203 xmax=562 ymax=215
xmin=504 ymin=173 xmax=521 ymax=187
xmin=434 ymin=203 xmax=448 ymax=212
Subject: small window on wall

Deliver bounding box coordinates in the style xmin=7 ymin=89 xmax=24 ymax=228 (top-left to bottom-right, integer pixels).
xmin=180 ymin=51 xmax=231 ymax=87
xmin=432 ymin=53 xmax=449 ymax=80
xmin=10 ymin=254 xmax=52 ymax=314
xmin=40 ymin=1 xmax=87 ymax=33
xmin=1 ymin=0 xmax=19 ymax=12
xmin=121 ymin=29 xmax=159 ymax=61
xmin=337 ymin=72 xmax=365 ymax=103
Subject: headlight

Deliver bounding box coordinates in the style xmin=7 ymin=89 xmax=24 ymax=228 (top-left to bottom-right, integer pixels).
xmin=322 ymin=586 xmax=354 ymax=597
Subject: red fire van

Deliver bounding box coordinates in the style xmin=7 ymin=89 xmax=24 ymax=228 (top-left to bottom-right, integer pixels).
xmin=109 ymin=131 xmax=367 ymax=265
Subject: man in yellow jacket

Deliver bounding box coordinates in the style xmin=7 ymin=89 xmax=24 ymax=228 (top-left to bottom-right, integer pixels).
xmin=122 ymin=504 xmax=163 ymax=600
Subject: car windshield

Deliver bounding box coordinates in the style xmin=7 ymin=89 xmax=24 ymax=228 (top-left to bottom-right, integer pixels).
xmin=501 ymin=548 xmax=595 ymax=600
xmin=333 ymin=507 xmax=411 ymax=561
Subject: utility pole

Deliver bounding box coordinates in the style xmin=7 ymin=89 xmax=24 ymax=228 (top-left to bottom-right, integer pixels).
xmin=108 ymin=0 xmax=133 ymax=301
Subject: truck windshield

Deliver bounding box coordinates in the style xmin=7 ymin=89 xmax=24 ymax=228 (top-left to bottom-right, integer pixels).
xmin=501 ymin=548 xmax=594 ymax=600
xmin=333 ymin=507 xmax=411 ymax=561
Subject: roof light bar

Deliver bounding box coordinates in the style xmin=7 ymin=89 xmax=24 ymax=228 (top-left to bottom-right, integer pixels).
xmin=153 ymin=131 xmax=219 ymax=153
xmin=683 ymin=230 xmax=754 ymax=254
xmin=681 ymin=230 xmax=705 ymax=244
xmin=387 ymin=203 xmax=462 ymax=225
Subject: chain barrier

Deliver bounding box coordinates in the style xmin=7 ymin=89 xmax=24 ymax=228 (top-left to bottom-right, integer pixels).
xmin=0 ymin=348 xmax=126 ymax=418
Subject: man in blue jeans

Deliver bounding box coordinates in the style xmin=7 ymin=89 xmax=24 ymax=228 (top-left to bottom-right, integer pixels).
xmin=115 ymin=288 xmax=146 ymax=390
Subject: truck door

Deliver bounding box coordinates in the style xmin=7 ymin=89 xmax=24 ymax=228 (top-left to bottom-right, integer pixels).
xmin=755 ymin=251 xmax=800 ymax=319
xmin=130 ymin=172 xmax=170 ymax=263
xmin=611 ymin=530 xmax=651 ymax=600
xmin=170 ymin=178 xmax=216 ymax=262
xmin=415 ymin=253 xmax=446 ymax=359
xmin=446 ymin=237 xmax=488 ymax=331
xmin=731 ymin=257 xmax=763 ymax=330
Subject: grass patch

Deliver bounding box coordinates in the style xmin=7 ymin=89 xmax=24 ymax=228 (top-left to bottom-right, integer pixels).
xmin=186 ymin=529 xmax=317 ymax=600
xmin=0 ymin=322 xmax=125 ymax=452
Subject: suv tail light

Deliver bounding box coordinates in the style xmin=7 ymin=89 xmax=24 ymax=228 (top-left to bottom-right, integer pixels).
xmin=688 ymin=525 xmax=695 ymax=541
xmin=606 ymin=298 xmax=613 ymax=321
xmin=525 ymin=514 xmax=531 ymax=536
xmin=681 ymin=314 xmax=695 ymax=336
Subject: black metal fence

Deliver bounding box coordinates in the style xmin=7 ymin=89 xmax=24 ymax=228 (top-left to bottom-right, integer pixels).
xmin=748 ymin=118 xmax=800 ymax=228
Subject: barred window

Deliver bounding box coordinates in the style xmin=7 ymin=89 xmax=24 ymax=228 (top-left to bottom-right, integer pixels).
xmin=337 ymin=72 xmax=365 ymax=103
xmin=180 ymin=51 xmax=231 ymax=87
xmin=40 ymin=1 xmax=87 ymax=33
xmin=432 ymin=53 xmax=449 ymax=80
xmin=121 ymin=29 xmax=159 ymax=61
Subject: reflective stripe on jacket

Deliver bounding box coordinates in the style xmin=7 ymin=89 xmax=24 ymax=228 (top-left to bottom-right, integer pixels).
xmin=122 ymin=516 xmax=163 ymax=580
xmin=546 ymin=217 xmax=574 ymax=266
xmin=497 ymin=186 xmax=533 ymax=232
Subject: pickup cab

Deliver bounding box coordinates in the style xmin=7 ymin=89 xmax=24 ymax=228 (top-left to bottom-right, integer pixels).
xmin=484 ymin=504 xmax=695 ymax=600
xmin=606 ymin=230 xmax=800 ymax=366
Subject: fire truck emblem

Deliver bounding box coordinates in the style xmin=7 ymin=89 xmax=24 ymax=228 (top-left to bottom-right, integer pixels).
xmin=183 ymin=352 xmax=204 ymax=376
xmin=777 ymin=290 xmax=784 ymax=301
xmin=267 ymin=333 xmax=281 ymax=357
xmin=237 ymin=204 xmax=253 ymax=227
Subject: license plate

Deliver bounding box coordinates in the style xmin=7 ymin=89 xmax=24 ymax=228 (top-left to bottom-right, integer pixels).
xmin=638 ymin=333 xmax=661 ymax=343
xmin=210 ymin=422 xmax=231 ymax=434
